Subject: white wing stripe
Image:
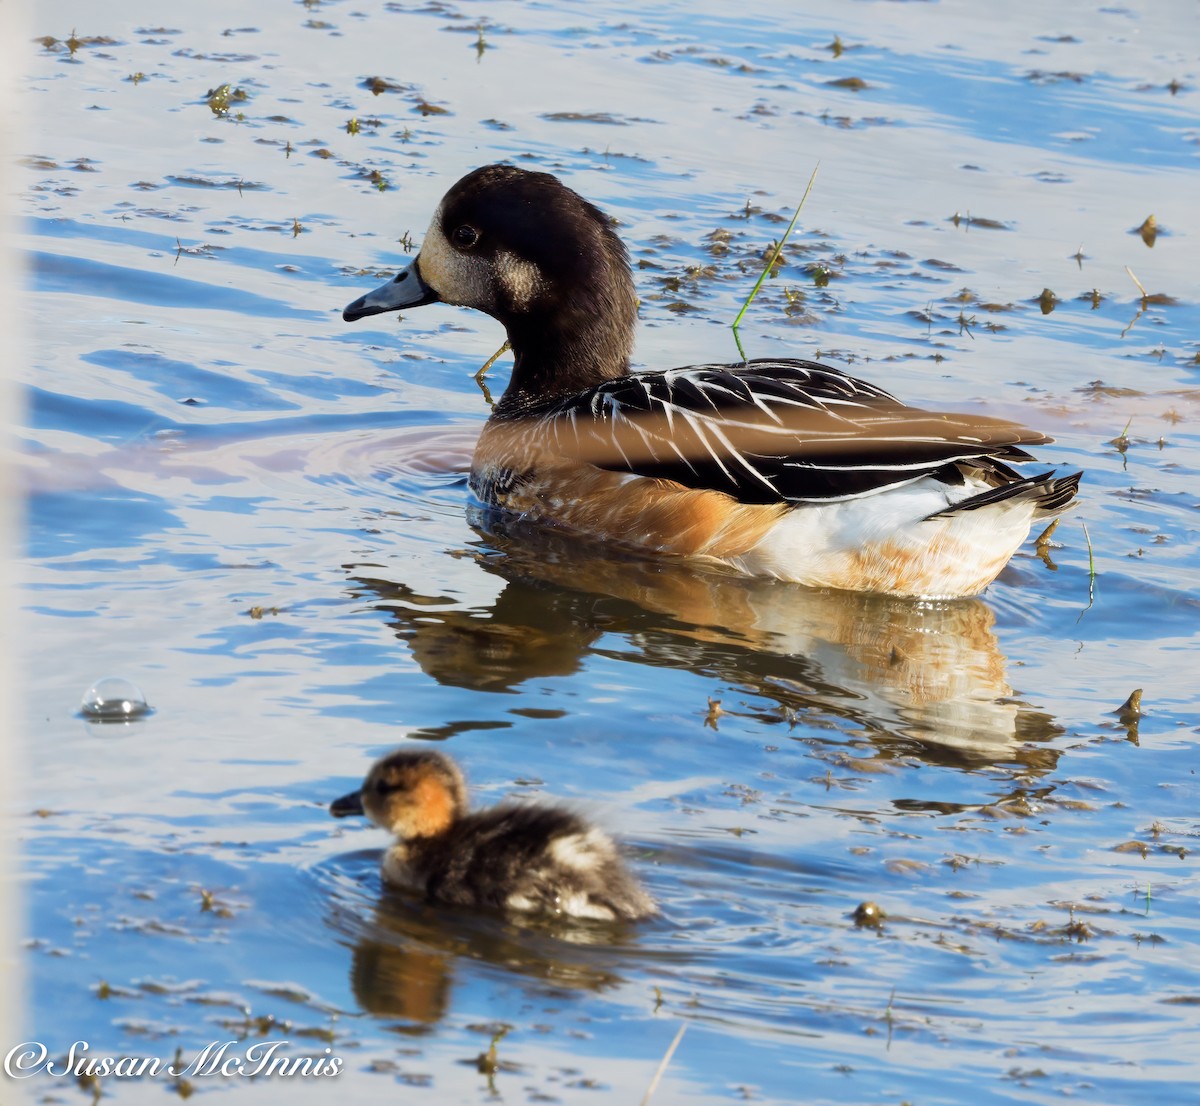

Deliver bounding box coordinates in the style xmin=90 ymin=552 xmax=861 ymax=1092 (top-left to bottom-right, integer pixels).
xmin=529 ymin=360 xmax=1038 ymax=505
xmin=705 ymin=420 xmax=779 ymax=493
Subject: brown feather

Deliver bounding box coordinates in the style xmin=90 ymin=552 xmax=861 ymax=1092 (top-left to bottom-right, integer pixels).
xmin=474 ymin=420 xmax=787 ymax=559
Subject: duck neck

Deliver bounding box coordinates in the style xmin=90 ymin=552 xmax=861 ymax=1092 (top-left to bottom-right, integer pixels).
xmin=492 ymin=265 xmax=637 ymax=416
xmin=495 ymin=325 xmax=629 ymax=415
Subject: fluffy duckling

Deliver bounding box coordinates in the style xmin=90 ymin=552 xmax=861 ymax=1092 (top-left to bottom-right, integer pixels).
xmin=343 ymin=164 xmax=1080 ymax=599
xmin=329 ymin=748 xmax=657 ymax=922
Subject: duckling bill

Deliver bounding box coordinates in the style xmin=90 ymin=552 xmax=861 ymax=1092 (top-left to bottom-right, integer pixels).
xmin=330 ymin=748 xmax=656 ymax=922
xmin=343 ymin=164 xmax=1081 ymax=599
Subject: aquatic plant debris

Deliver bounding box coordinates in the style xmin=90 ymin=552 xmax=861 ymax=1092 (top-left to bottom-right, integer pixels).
xmin=640 ymin=1024 xmax=687 ymax=1106
xmin=731 ymin=163 xmax=819 ymax=360
xmin=1114 ymin=689 xmax=1144 ymax=722
xmin=205 ymin=82 xmax=248 ymax=116
xmin=853 ymin=901 xmax=886 ymax=928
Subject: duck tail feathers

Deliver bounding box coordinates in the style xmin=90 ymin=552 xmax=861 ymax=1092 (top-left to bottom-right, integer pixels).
xmin=925 ymin=470 xmax=1082 ymax=520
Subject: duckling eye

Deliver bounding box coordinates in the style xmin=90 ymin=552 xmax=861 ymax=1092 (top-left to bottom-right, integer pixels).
xmin=451 ymin=224 xmax=479 ymax=249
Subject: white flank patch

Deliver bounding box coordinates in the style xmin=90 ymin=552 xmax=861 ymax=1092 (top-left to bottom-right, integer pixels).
xmin=547 ymin=828 xmax=607 ymax=870
xmin=556 ymin=891 xmax=617 ymax=922
xmin=736 ymin=474 xmax=1040 ymax=598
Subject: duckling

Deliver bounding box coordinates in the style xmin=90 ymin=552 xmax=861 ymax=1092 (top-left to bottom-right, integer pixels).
xmin=343 ymin=164 xmax=1080 ymax=599
xmin=329 ymin=748 xmax=657 ymax=922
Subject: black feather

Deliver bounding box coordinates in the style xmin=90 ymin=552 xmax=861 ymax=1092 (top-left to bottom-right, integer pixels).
xmin=540 ymin=359 xmax=1054 ymax=504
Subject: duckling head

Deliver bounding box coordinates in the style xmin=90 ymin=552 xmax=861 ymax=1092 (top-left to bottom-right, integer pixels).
xmin=344 ymin=164 xmax=638 ymax=394
xmin=331 ymin=749 xmax=467 ymax=840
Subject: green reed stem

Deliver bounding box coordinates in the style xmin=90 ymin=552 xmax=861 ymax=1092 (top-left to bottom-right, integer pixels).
xmin=731 ymin=163 xmax=820 ymax=361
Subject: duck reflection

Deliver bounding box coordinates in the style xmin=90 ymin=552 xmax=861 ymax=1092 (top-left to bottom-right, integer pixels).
xmin=348 ymin=510 xmax=1061 ymax=769
xmin=328 ymin=875 xmax=633 ymax=1024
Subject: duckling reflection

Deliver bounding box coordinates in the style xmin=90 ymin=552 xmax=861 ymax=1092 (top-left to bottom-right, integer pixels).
xmin=343 ymin=924 xmax=452 ymax=1025
xmin=327 ymin=888 xmax=629 ymax=1025
xmin=330 ymin=749 xmax=657 ymax=921
xmin=349 ymin=515 xmax=1063 ymax=769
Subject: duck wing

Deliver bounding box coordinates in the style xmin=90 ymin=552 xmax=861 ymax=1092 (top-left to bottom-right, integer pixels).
xmin=544 ymin=359 xmax=1049 ymax=504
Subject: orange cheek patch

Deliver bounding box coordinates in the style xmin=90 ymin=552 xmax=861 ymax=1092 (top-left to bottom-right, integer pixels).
xmin=405 ymin=775 xmax=456 ymax=838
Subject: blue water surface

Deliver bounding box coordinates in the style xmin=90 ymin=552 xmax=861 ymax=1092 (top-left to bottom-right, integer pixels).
xmin=17 ymin=1 xmax=1200 ymax=1103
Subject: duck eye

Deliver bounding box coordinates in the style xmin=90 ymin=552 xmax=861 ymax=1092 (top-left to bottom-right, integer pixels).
xmin=451 ymin=224 xmax=479 ymax=249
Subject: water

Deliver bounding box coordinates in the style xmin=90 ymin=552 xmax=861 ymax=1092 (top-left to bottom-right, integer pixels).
xmin=15 ymin=0 xmax=1200 ymax=1102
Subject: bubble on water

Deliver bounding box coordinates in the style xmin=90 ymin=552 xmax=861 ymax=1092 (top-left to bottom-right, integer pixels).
xmin=80 ymin=677 xmax=152 ymax=721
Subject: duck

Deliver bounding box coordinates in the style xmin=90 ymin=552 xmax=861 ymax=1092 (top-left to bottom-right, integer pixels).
xmin=329 ymin=748 xmax=657 ymax=922
xmin=343 ymin=164 xmax=1080 ymax=599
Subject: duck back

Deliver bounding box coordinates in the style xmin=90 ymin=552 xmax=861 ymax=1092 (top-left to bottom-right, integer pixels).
xmin=401 ymin=804 xmax=655 ymax=922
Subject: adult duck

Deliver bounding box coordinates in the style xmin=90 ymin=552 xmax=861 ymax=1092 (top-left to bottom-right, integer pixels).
xmin=343 ymin=164 xmax=1079 ymax=598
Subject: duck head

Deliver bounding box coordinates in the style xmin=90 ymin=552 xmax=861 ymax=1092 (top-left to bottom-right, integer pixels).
xmin=343 ymin=164 xmax=639 ymax=402
xmin=331 ymin=749 xmax=468 ymax=840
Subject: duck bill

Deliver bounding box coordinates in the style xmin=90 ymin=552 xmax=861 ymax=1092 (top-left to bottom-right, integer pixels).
xmin=343 ymin=256 xmax=440 ymax=321
xmin=330 ymin=788 xmax=366 ymax=818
